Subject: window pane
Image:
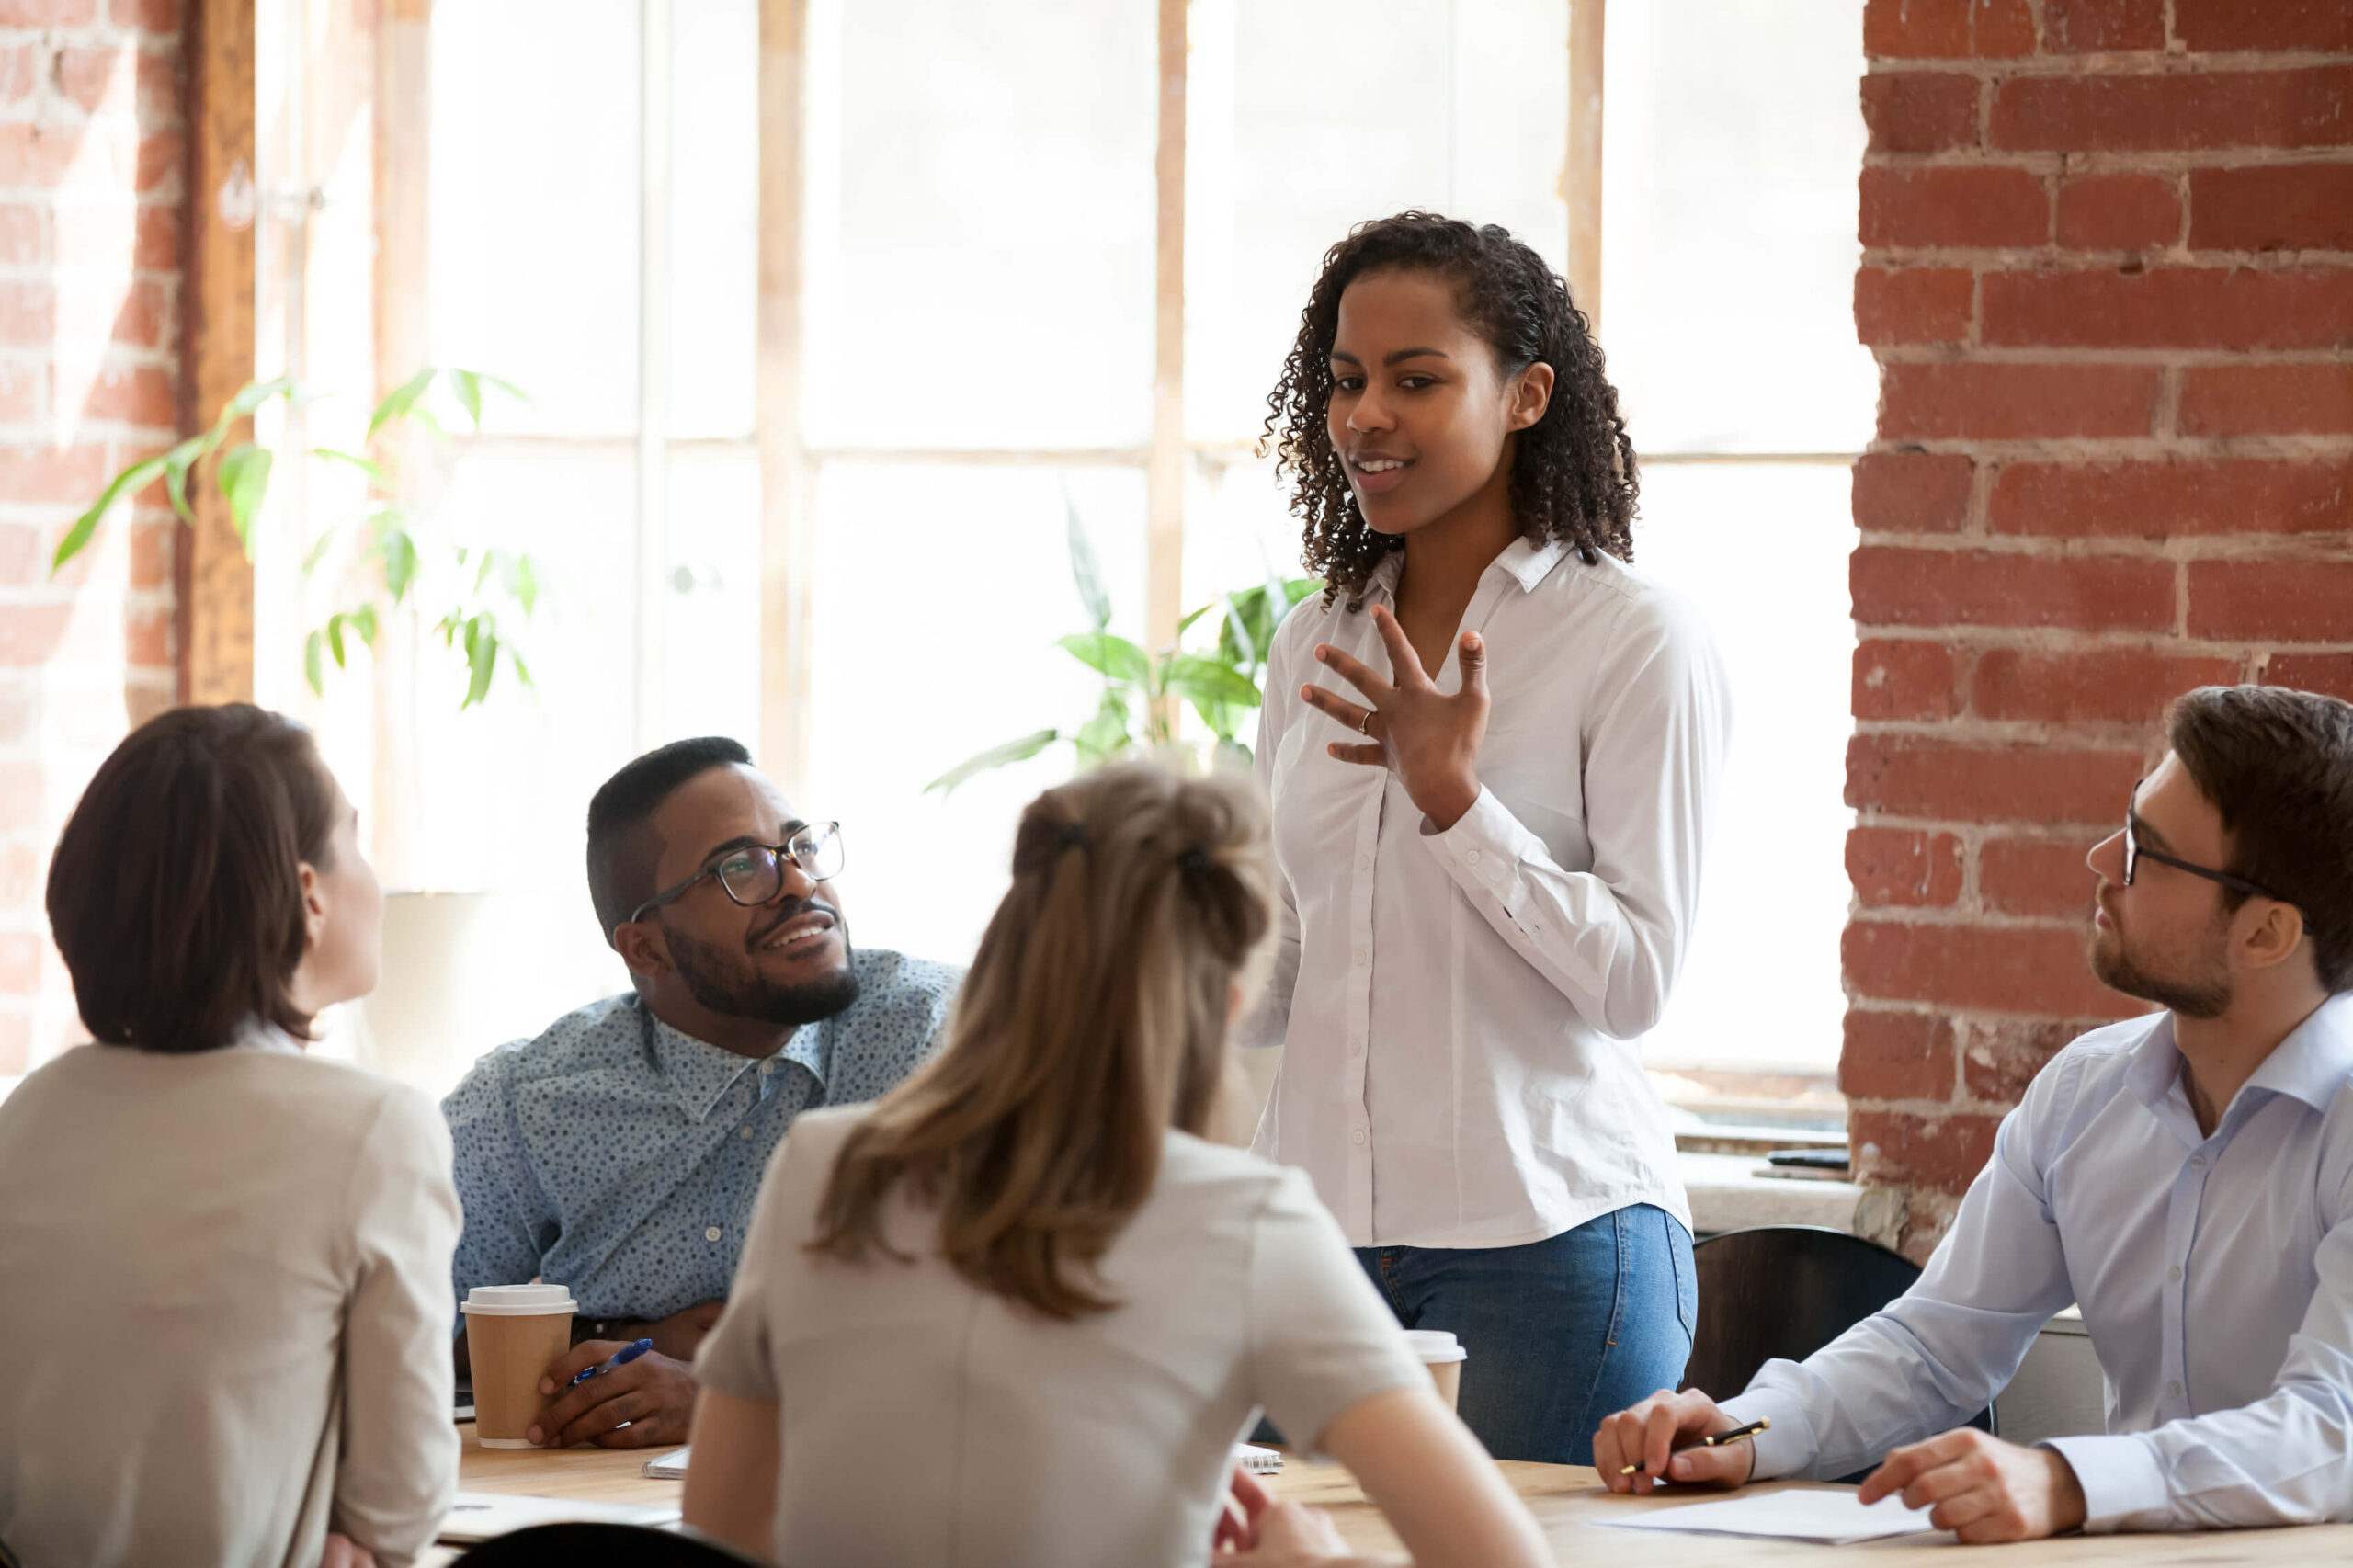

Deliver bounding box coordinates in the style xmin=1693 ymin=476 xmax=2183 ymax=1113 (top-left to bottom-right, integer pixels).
xmin=802 ymin=0 xmax=1157 ymax=449
xmin=1601 ymin=0 xmax=1874 ymax=454
xmin=803 ymin=462 xmax=1148 ymax=965
xmin=668 ymin=0 xmax=758 ymax=440
xmin=430 ymin=0 xmax=641 ymax=437
xmin=1634 ymin=462 xmax=1853 ymax=1069
xmin=662 ymin=444 xmax=762 ymax=744
xmin=1186 ymin=0 xmax=1569 ymax=442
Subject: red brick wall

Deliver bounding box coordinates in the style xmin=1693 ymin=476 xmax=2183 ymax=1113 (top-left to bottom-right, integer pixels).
xmin=1846 ymin=0 xmax=2353 ymax=1260
xmin=0 ymin=0 xmax=183 ymax=1076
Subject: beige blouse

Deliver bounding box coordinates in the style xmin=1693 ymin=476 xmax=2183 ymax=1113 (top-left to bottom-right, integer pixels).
xmin=0 ymin=1031 xmax=461 ymax=1568
xmin=698 ymin=1105 xmax=1426 ymax=1568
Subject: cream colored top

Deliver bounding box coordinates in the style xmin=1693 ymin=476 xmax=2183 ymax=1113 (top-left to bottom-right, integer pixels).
xmin=698 ymin=1105 xmax=1427 ymax=1568
xmin=0 ymin=1031 xmax=461 ymax=1568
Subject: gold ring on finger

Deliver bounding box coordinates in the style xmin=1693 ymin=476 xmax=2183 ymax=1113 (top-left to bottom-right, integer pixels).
xmin=1358 ymin=708 xmax=1374 ymax=735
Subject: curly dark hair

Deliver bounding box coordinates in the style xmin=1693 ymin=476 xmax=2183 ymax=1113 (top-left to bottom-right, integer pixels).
xmin=1259 ymin=211 xmax=1638 ymax=598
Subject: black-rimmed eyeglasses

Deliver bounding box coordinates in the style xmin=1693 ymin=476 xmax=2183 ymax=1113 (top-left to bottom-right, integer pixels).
xmin=626 ymin=821 xmax=846 ymax=925
xmin=2122 ymin=785 xmax=2282 ymax=903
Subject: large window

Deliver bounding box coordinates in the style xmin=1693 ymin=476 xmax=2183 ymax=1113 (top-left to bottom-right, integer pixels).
xmin=248 ymin=0 xmax=1868 ymax=1083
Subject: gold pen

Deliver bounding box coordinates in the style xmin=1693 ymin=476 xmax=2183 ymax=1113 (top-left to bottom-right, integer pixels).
xmin=1618 ymin=1416 xmax=1770 ymax=1476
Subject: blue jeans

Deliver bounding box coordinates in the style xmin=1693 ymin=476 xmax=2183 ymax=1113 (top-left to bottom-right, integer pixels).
xmin=1355 ymin=1204 xmax=1697 ymax=1466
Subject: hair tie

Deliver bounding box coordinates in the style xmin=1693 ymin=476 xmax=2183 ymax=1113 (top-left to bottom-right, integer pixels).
xmin=1057 ymin=821 xmax=1088 ymax=852
xmin=1177 ymin=846 xmax=1210 ymax=876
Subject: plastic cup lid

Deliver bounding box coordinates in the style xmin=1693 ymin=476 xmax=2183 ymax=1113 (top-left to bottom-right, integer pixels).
xmin=1402 ymin=1329 xmax=1467 ymax=1364
xmin=460 ymin=1283 xmax=579 ymax=1317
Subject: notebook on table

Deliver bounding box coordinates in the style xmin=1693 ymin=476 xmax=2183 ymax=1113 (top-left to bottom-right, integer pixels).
xmin=438 ymin=1491 xmax=682 ymax=1542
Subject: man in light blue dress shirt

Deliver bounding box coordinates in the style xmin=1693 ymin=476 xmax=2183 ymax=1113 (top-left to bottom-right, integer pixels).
xmin=1597 ymin=685 xmax=2353 ymax=1540
xmin=443 ymin=737 xmax=961 ymax=1450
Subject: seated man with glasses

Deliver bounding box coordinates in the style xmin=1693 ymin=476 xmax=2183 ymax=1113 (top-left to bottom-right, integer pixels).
xmin=443 ymin=736 xmax=961 ymax=1449
xmin=1596 ymin=684 xmax=2353 ymax=1540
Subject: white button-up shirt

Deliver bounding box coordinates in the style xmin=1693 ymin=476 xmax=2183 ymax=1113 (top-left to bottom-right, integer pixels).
xmin=1244 ymin=537 xmax=1732 ymax=1249
xmin=1722 ymin=995 xmax=2353 ymax=1531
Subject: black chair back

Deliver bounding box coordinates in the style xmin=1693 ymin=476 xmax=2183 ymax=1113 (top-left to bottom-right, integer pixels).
xmin=451 ymin=1522 xmax=763 ymax=1566
xmin=1685 ymin=1224 xmax=1994 ymax=1439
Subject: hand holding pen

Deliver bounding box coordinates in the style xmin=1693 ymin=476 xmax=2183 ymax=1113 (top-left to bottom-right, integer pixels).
xmin=568 ymin=1336 xmax=654 ymax=1387
xmin=1594 ymin=1390 xmax=1768 ymax=1494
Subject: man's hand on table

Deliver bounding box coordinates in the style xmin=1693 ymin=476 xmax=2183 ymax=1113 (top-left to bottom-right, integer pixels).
xmin=1859 ymin=1428 xmax=2086 ymax=1543
xmin=528 ymin=1339 xmax=698 ymax=1449
xmin=1593 ymin=1389 xmax=1755 ymax=1495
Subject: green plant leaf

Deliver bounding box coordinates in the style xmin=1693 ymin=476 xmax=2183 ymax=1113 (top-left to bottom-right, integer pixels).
xmin=159 ymin=433 xmax=213 ymax=525
xmin=303 ymin=629 xmax=325 ymax=696
xmin=1162 ymin=654 xmax=1262 ymax=710
xmin=1176 ymin=601 xmax=1216 ymax=637
xmin=473 ymin=550 xmax=496 ymax=594
xmin=50 ymin=453 xmax=167 ymax=574
xmin=350 ymin=603 xmax=379 ymax=648
xmin=463 ymin=618 xmax=497 ymax=708
xmin=310 ymin=446 xmax=387 ymax=483
xmin=923 ymin=727 xmax=1061 ymax=795
xmin=301 ymin=530 xmax=337 ymax=574
xmin=451 ymin=368 xmax=483 ymax=428
xmin=326 ymin=613 xmax=347 ymax=669
xmin=514 ymin=553 xmax=540 ymax=616
xmin=216 ymin=443 xmax=273 ymax=551
xmin=508 ymin=646 xmax=534 ymax=688
xmin=1065 ymin=494 xmax=1111 ymax=631
xmin=1074 ymin=692 xmax=1132 ymax=765
xmin=368 ymin=368 xmax=438 ymax=438
xmin=380 ymin=528 xmax=419 ymax=602
xmin=223 ymin=375 xmax=294 ymax=425
xmin=1057 ymin=631 xmax=1150 ymax=686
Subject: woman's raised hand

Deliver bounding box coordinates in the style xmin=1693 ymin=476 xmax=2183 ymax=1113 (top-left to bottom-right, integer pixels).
xmin=1303 ymin=604 xmax=1489 ymax=832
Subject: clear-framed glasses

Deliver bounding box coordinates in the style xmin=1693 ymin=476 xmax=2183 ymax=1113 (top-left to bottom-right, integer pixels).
xmin=627 ymin=821 xmax=846 ymax=925
xmin=2120 ymin=783 xmax=2279 ymax=902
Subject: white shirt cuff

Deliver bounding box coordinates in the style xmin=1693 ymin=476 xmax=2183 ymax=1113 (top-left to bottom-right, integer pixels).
xmin=1419 ymin=785 xmax=1529 ymax=900
xmin=2041 ymin=1434 xmax=2168 ymax=1533
xmin=1716 ymin=1388 xmax=1815 ymax=1483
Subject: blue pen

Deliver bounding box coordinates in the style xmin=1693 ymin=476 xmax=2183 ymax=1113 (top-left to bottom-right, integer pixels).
xmin=569 ymin=1337 xmax=654 ymax=1387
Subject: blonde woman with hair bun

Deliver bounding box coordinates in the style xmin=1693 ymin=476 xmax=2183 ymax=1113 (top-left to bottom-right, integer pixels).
xmin=683 ymin=761 xmax=1549 ymax=1567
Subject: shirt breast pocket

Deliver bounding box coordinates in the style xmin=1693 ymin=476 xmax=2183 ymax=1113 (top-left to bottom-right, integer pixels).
xmin=1477 ymin=723 xmax=1588 ymax=869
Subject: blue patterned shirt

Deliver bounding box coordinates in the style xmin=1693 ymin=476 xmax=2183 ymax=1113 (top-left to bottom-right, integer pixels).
xmin=442 ymin=948 xmax=961 ymax=1327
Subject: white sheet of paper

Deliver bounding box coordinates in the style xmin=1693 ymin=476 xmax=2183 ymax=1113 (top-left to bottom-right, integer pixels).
xmin=438 ymin=1491 xmax=682 ymax=1542
xmin=642 ymin=1445 xmax=690 ymax=1478
xmin=1597 ymin=1488 xmax=1938 ymax=1546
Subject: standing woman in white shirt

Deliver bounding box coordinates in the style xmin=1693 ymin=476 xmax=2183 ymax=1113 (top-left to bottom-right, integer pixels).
xmin=0 ymin=706 xmax=460 ymax=1568
xmin=1246 ymin=211 xmax=1732 ymax=1466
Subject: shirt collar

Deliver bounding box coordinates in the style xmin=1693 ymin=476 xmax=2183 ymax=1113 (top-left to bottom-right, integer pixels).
xmin=229 ymin=1017 xmax=303 ymax=1055
xmin=2237 ymin=994 xmax=2353 ymax=1113
xmin=645 ymin=1005 xmax=835 ymax=1122
xmin=1351 ymin=536 xmax=1569 ymax=608
xmin=2123 ymin=994 xmax=2353 ymax=1122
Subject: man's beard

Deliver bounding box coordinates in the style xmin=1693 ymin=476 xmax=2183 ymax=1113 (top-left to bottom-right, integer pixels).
xmin=663 ymin=903 xmax=862 ymax=1028
xmin=2086 ymin=908 xmax=2232 ymax=1020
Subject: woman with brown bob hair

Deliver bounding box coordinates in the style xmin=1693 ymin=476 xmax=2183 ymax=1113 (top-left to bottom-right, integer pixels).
xmin=683 ymin=761 xmax=1549 ymax=1566
xmin=0 ymin=705 xmax=460 ymax=1568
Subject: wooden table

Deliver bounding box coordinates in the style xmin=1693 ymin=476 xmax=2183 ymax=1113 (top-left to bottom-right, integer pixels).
xmin=451 ymin=1425 xmax=2353 ymax=1564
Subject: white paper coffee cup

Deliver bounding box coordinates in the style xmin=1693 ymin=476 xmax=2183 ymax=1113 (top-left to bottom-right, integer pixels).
xmin=1403 ymin=1329 xmax=1467 ymax=1410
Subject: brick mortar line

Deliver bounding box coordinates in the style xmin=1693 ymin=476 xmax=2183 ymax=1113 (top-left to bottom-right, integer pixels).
xmin=1863 ymin=52 xmax=2353 ymax=76
xmin=1851 ymin=535 xmax=2353 ymax=559
xmin=1865 ymin=437 xmax=2353 ymax=456
xmin=1863 ymin=150 xmax=2353 ymax=172
xmin=1859 ymin=250 xmax=2353 ymax=267
xmin=1851 ymin=625 xmax=2353 ymax=652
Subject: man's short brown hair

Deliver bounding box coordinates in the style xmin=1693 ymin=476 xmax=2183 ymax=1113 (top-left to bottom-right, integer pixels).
xmin=47 ymin=704 xmax=338 ymax=1054
xmin=2167 ymin=685 xmax=2353 ymax=994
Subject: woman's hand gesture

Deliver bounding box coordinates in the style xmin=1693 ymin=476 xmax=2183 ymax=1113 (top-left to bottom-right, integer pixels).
xmin=1302 ymin=603 xmax=1488 ymax=832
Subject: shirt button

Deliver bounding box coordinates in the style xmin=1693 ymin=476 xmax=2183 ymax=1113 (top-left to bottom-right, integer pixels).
xmin=2168 ymin=1380 xmax=2183 ymax=1398
xmin=1353 ymin=947 xmax=1368 ymax=967
xmin=2190 ymin=1154 xmax=2205 ymax=1169
xmin=2168 ymin=1266 xmax=2183 ymax=1283
xmin=759 ymin=1060 xmax=775 ymax=1074
xmin=704 ymin=1226 xmax=722 ymax=1242
xmin=1348 ymin=1036 xmax=1364 ymax=1056
xmin=1466 ymin=849 xmax=1481 ymax=864
xmin=739 ymin=1126 xmax=754 ymax=1140
xmin=1351 ymin=1130 xmax=1367 ymax=1146
xmin=1358 ymin=854 xmax=1371 ymax=870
